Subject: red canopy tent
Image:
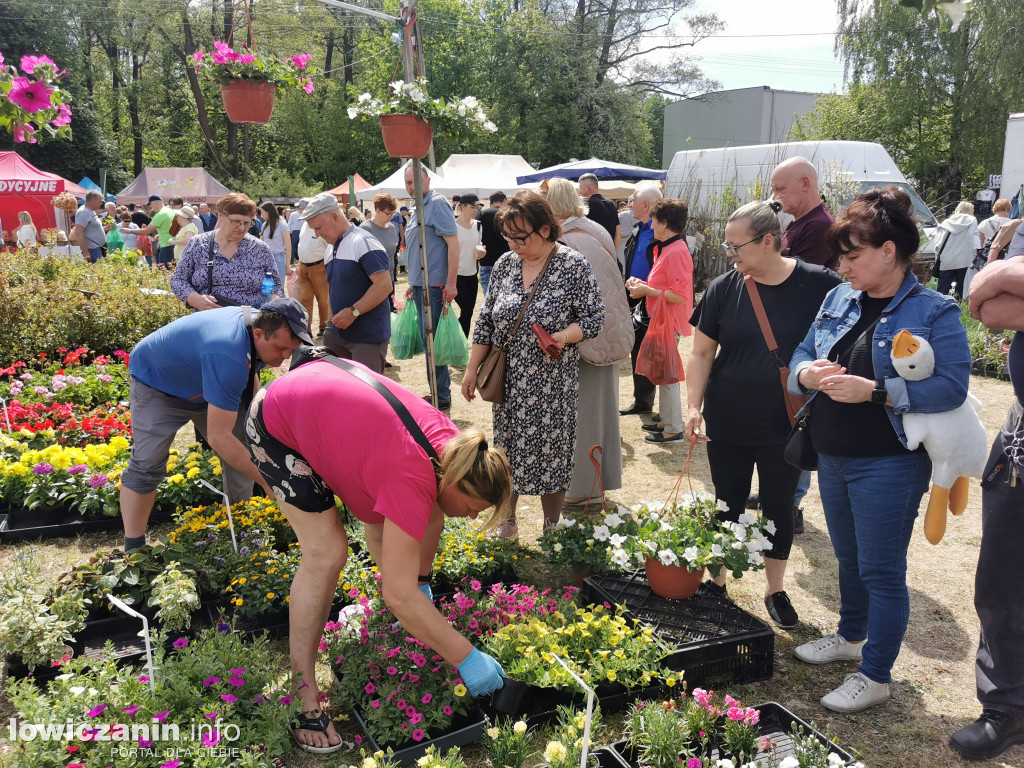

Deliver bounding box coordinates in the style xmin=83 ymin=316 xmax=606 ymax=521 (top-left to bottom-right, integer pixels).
xmin=324 ymin=174 xmax=373 ymax=206
xmin=0 ymin=152 xmax=87 ymax=236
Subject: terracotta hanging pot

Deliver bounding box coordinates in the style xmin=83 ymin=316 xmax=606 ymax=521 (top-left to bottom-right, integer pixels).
xmin=220 ymin=79 xmax=277 ymax=125
xmin=379 ymin=114 xmax=434 ymax=158
xmin=644 ymin=556 xmax=705 ymax=600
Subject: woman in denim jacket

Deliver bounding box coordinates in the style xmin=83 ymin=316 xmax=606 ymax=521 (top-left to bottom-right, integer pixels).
xmin=787 ymin=187 xmax=970 ymax=714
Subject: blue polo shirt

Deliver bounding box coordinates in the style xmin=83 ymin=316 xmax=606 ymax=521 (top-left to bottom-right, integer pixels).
xmin=129 ymin=307 xmax=253 ymax=411
xmin=406 ymin=189 xmax=457 ymax=288
xmin=324 ymin=225 xmax=391 ymax=344
xmin=629 ymin=220 xmax=654 ymax=281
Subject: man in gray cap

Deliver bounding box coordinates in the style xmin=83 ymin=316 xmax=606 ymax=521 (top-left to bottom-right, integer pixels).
xmin=119 ymin=298 xmax=311 ymax=549
xmin=289 ymin=198 xmax=308 ymax=261
xmin=300 ymin=192 xmax=393 ymax=372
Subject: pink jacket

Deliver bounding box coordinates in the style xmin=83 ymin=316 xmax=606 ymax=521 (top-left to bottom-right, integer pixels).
xmin=645 ymin=236 xmax=693 ymax=337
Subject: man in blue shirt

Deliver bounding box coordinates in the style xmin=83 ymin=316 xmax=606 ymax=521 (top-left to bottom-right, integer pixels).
xmin=620 ymin=185 xmax=663 ymax=415
xmin=300 ymin=192 xmax=393 ymax=373
xmin=404 ymin=163 xmax=460 ymax=410
xmin=119 ymin=299 xmax=310 ymax=549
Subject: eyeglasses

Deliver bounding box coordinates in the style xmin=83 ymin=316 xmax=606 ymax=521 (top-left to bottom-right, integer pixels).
xmin=226 ymin=217 xmax=252 ymax=229
xmin=501 ymin=229 xmax=536 ymax=246
xmin=721 ymin=235 xmax=764 ymax=257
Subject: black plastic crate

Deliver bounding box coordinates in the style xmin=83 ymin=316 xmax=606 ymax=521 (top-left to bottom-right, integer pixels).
xmin=582 ymin=571 xmax=774 ymax=688
xmin=602 ymin=702 xmax=857 ymax=767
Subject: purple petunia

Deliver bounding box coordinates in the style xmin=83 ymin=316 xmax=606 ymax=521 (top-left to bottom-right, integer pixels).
xmin=280 ymin=696 xmax=292 ymax=706
xmin=220 ymin=694 xmax=238 ymax=704
xmin=123 ymin=704 xmax=140 ymax=719
xmin=153 ymin=711 xmax=169 ymax=723
xmin=67 ymin=464 xmax=88 ymax=475
xmin=32 ymin=462 xmax=54 ymax=475
xmin=203 ymin=676 xmax=222 ymax=687
xmin=87 ymin=705 xmax=106 ymax=718
xmin=202 ymin=730 xmax=220 ymax=747
xmin=172 ymin=637 xmax=188 ymax=648
xmin=228 ymin=675 xmax=245 ymax=687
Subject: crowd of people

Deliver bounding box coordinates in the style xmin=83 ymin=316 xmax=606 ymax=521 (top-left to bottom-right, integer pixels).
xmin=60 ymin=157 xmax=1022 ymax=758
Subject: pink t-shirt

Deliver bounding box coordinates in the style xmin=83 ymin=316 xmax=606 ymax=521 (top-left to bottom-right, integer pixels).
xmin=645 ymin=237 xmax=693 ymax=338
xmin=261 ymin=360 xmax=458 ymax=541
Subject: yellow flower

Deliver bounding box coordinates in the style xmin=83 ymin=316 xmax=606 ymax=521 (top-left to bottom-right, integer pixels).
xmin=665 ymin=676 xmax=677 ymax=687
xmin=487 ymin=727 xmax=500 ymax=739
xmin=186 ymin=467 xmax=201 ymax=479
xmin=238 ymin=577 xmax=247 ymax=585
xmin=543 ymin=741 xmax=568 ymax=763
xmin=513 ymin=720 xmax=527 ymax=734
xmin=453 ymin=684 xmax=467 ymax=697
xmin=168 ymin=474 xmax=186 ymax=485
xmin=266 ymin=592 xmax=275 ymax=599
xmin=606 ymin=670 xmax=617 ymax=682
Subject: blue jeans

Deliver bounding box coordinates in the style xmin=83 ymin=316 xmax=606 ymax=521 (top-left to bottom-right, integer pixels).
xmin=794 ymin=469 xmax=811 ymax=506
xmin=479 ymin=266 xmax=493 ymax=297
xmin=87 ymin=247 xmax=104 ymax=263
xmin=411 ymin=286 xmax=451 ymax=406
xmin=817 ymin=451 xmax=931 ymax=683
xmin=273 ymin=251 xmax=287 ymax=284
xmin=156 ymin=245 xmax=175 ymax=266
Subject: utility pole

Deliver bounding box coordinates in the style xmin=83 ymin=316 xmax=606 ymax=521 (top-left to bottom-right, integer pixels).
xmin=314 ymin=0 xmax=440 ymax=406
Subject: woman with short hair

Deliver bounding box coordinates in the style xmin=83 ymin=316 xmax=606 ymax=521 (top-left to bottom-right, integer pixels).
xmin=788 ymin=187 xmax=970 ymax=713
xmin=686 ymin=201 xmax=841 ymax=628
xmin=361 ymin=193 xmax=401 ymax=310
xmin=462 ymin=191 xmax=604 ymax=534
xmin=171 ymin=193 xmax=281 ymax=310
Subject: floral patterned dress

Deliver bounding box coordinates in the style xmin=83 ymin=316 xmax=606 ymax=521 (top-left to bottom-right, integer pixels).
xmin=473 ymin=246 xmax=604 ymax=495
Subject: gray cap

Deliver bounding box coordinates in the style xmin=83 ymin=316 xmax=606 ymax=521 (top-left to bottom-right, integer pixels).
xmin=296 ymin=197 xmax=311 ymax=208
xmin=260 ymin=297 xmax=314 ymax=345
xmin=299 ymin=192 xmax=341 ymax=221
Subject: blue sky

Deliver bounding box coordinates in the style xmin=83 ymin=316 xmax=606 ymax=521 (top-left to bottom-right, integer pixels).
xmin=688 ymin=0 xmax=846 ymax=96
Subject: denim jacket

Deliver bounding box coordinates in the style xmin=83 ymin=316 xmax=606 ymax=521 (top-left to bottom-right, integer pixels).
xmin=787 ymin=270 xmax=970 ymax=448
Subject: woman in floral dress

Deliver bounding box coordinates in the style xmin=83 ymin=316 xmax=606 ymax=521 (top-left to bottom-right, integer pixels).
xmin=462 ymin=191 xmax=604 ymax=536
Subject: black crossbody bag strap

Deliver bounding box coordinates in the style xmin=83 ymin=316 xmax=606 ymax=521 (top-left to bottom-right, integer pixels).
xmin=206 ymin=234 xmax=216 ymax=293
xmin=290 ymin=348 xmax=440 ymax=465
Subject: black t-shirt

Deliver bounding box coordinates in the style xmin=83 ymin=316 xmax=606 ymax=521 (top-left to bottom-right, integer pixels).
xmin=810 ymin=295 xmax=911 ymax=457
xmin=586 ymin=194 xmax=618 ymax=241
xmin=477 ymin=206 xmax=507 ymax=267
xmin=131 ymin=211 xmax=151 ymax=227
xmin=690 ymin=261 xmax=841 ymax=445
xmin=1010 ymin=332 xmax=1023 ymax=402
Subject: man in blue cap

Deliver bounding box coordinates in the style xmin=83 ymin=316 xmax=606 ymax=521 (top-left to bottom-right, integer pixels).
xmin=118 ymin=298 xmax=312 ymax=548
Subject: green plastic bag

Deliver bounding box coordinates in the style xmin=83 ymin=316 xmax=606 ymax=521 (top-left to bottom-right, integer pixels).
xmin=106 ymin=227 xmax=124 ymax=252
xmin=391 ymin=300 xmax=424 ymax=360
xmin=433 ymin=301 xmax=469 ymax=367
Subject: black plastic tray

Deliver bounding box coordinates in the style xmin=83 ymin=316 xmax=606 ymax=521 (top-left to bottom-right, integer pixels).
xmin=603 ymin=702 xmax=858 ymax=767
xmin=583 ymin=571 xmax=774 ymax=688
xmin=351 ymin=705 xmax=487 ymax=766
xmin=0 ymin=504 xmax=175 ymax=542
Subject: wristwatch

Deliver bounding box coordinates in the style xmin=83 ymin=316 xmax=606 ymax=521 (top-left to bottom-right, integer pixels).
xmin=870 ymin=379 xmax=887 ymax=405
xmin=350 ymin=306 xmax=361 ymax=318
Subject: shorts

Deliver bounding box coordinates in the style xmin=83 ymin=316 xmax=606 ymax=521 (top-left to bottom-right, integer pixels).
xmin=245 ymin=388 xmax=334 ymax=513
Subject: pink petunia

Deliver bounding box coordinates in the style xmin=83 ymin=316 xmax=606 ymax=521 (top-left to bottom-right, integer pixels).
xmin=303 ymin=78 xmax=315 ymax=94
xmin=152 ymin=711 xmax=169 ymax=723
xmin=280 ymin=696 xmax=292 ymax=706
xmin=138 ymin=737 xmax=155 ymax=748
xmin=123 ymin=704 xmax=141 ymax=719
xmin=443 ymin=706 xmax=452 ymax=716
xmin=172 ymin=637 xmax=188 ymax=648
xmin=410 ymin=712 xmax=422 ymax=725
xmin=202 ymin=729 xmax=220 ymax=747
xmin=138 ymin=675 xmax=150 ymax=682
xmin=160 ymin=760 xmax=181 ymax=768
xmin=7 ymin=78 xmax=52 ymax=113
xmin=229 ymin=668 xmax=246 ymax=674
xmin=87 ymin=705 xmax=106 ymax=718
xmin=191 ymin=51 xmax=204 ymax=64
xmin=20 ymin=54 xmax=56 ymax=74
xmin=228 ymin=675 xmax=245 ymax=687
xmin=686 ymin=759 xmax=702 ymax=768
xmin=370 ymin=699 xmax=381 ymax=709
xmin=238 ymin=54 xmax=256 ymax=64
xmin=203 ymin=676 xmax=222 ymax=687
xmin=204 ymin=712 xmax=220 ymax=721
xmin=386 ymin=666 xmax=398 ymax=675
xmin=421 ymin=694 xmax=432 ymax=704
xmin=290 ymin=53 xmax=311 ymax=70
xmin=365 ymin=683 xmax=376 ymax=695
xmin=412 ymin=729 xmax=425 ymax=742
xmin=221 ymin=694 xmax=238 ymax=704
xmin=355 ymin=734 xmax=363 ymax=745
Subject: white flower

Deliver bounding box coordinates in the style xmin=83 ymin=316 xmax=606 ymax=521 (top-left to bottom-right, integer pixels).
xmin=711 ymin=544 xmax=724 ymax=557
xmin=484 ymin=120 xmax=498 ymax=132
xmin=826 ymin=755 xmax=844 ymax=767
xmin=683 ymin=545 xmax=700 ymax=563
xmin=717 ymin=498 xmax=730 ymax=512
xmin=592 ymin=524 xmax=610 ymax=541
xmin=69 ymin=686 xmax=86 ymax=696
xmin=461 ymin=95 xmax=479 ymax=109
xmin=611 ymin=548 xmax=630 ymax=567
xmin=553 ymin=543 xmax=563 ymax=553
xmin=390 ymin=80 xmax=406 ymax=92
xmin=513 ymin=720 xmax=527 ymax=734
xmin=366 ymin=758 xmax=381 ymax=768
xmin=644 ymin=539 xmax=657 ymax=552
xmin=731 ymin=522 xmax=747 ymax=538
xmin=659 ymin=521 xmax=671 ymax=533
xmin=358 ymin=92 xmax=372 ymax=102
xmin=778 ymin=759 xmax=800 ymax=768
xmin=604 ymin=512 xmax=623 ymax=527
xmin=347 ymin=107 xmax=359 ymax=120
xmin=557 ymin=518 xmax=575 ymax=529
xmin=738 ymin=512 xmax=757 ymax=526
xmin=410 ymin=88 xmax=426 ymax=103
xmin=487 ymin=727 xmax=501 ymax=739
xmin=458 ymin=104 xmax=466 ymax=117
xmin=717 ymin=759 xmax=735 ymax=768
xmin=749 ymin=551 xmax=764 ymax=567
xmin=764 ymin=519 xmax=777 ymax=535
xmin=609 ymin=533 xmax=626 ymax=547
xmin=658 ymin=549 xmax=678 ymax=566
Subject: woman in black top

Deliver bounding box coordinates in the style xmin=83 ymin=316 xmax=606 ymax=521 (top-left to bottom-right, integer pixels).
xmin=686 ymin=201 xmax=841 ymax=629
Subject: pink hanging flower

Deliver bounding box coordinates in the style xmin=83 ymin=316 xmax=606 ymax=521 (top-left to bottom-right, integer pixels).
xmin=20 ymin=54 xmax=56 ymax=74
xmin=238 ymin=54 xmax=256 ymax=64
xmin=191 ymin=51 xmax=205 ymax=64
xmin=7 ymin=78 xmax=52 ymax=113
xmin=290 ymin=53 xmax=311 ymax=70
xmin=302 ymin=78 xmax=315 ymax=94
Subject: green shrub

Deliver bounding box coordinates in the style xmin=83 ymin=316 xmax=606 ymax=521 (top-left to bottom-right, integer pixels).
xmin=0 ymin=251 xmax=187 ymax=365
xmin=960 ymin=302 xmax=1013 ymax=379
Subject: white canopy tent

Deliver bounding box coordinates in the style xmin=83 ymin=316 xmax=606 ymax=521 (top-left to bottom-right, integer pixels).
xmin=357 ymin=154 xmax=536 ymax=202
xmin=357 ymin=160 xmax=443 ymax=201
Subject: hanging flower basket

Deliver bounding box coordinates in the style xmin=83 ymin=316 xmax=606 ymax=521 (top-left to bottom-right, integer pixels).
xmin=219 ymin=79 xmax=277 ymax=125
xmin=644 ymin=557 xmax=704 ymax=600
xmin=379 ymin=114 xmax=434 ymax=158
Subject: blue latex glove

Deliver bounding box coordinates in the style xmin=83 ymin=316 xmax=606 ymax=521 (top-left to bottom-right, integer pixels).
xmin=417 ymin=582 xmax=433 ymax=601
xmin=458 ymin=648 xmax=506 ymax=696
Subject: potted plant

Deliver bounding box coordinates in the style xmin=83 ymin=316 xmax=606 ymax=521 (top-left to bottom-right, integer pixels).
xmin=0 ymin=50 xmax=72 ymax=143
xmin=431 ymin=517 xmax=522 ymax=594
xmin=347 ymin=78 xmax=497 ymax=158
xmin=192 ymin=41 xmax=315 ymax=124
xmin=538 ymin=507 xmax=636 ymax=587
xmin=612 ymin=494 xmax=774 ymax=599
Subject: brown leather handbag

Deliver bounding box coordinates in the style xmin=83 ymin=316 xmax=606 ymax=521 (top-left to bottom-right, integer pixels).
xmin=477 ymin=252 xmax=555 ymax=403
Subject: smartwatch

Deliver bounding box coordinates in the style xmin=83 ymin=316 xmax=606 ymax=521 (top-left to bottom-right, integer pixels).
xmin=870 ymin=379 xmax=887 ymax=405
xmin=350 ymin=306 xmax=361 ymax=318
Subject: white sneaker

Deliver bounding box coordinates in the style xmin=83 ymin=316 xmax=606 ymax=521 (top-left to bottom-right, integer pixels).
xmin=491 ymin=518 xmax=519 ymax=542
xmin=794 ymin=633 xmax=865 ymax=665
xmin=821 ymin=672 xmax=890 ymax=713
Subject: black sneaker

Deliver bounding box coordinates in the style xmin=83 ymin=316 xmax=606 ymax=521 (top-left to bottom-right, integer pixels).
xmin=765 ymin=591 xmax=798 ymax=629
xmin=745 ymin=493 xmax=760 ymax=510
xmin=794 ymin=507 xmax=805 ymax=535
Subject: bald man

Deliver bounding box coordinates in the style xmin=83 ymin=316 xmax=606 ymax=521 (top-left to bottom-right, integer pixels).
xmin=770 ymin=157 xmax=835 ymax=270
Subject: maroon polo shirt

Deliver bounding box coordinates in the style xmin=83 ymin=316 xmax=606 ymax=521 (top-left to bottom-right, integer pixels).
xmin=782 ymin=202 xmax=835 ymax=269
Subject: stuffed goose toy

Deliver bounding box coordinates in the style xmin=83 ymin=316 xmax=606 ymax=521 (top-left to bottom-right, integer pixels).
xmin=890 ymin=330 xmax=988 ymax=544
